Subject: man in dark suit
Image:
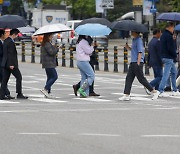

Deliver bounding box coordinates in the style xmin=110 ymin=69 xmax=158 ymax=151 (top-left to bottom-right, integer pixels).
xmin=0 ymin=29 xmax=28 ymax=100
xmin=0 ymin=29 xmax=14 ymax=99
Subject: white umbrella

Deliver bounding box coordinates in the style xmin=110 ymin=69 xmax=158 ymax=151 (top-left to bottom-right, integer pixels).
xmin=33 ymin=23 xmax=71 ymax=36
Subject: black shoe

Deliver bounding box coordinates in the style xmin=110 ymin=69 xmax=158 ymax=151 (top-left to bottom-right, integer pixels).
xmin=164 ymin=86 xmax=171 ymax=91
xmin=5 ymin=95 xmax=15 ymax=99
xmin=73 ymin=85 xmax=78 ymax=96
xmin=17 ymin=94 xmax=28 ymax=99
xmin=89 ymin=92 xmax=100 ymax=96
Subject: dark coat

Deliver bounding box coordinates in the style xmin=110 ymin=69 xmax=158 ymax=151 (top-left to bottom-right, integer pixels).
xmin=148 ymin=37 xmax=162 ymax=67
xmin=0 ymin=41 xmax=3 ymax=64
xmin=160 ymin=30 xmax=177 ymax=60
xmin=41 ymin=42 xmax=58 ymax=68
xmin=1 ymin=37 xmax=18 ymax=68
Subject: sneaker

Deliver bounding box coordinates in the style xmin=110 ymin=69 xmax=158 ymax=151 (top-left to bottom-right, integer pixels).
xmin=144 ymin=87 xmax=151 ymax=95
xmin=78 ymin=88 xmax=87 ymax=97
xmin=89 ymin=92 xmax=100 ymax=96
xmin=45 ymin=93 xmax=56 ymax=99
xmin=119 ymin=95 xmax=130 ymax=101
xmin=152 ymin=91 xmax=160 ymax=100
xmin=171 ymin=91 xmax=180 ymax=96
xmin=159 ymin=92 xmax=168 ymax=97
xmin=40 ymin=89 xmax=49 ymax=97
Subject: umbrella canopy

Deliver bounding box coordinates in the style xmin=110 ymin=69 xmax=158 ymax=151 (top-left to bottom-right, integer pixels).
xmin=76 ymin=17 xmax=111 ymax=28
xmin=175 ymin=24 xmax=180 ymax=31
xmin=0 ymin=15 xmax=27 ymax=29
xmin=156 ymin=12 xmax=180 ymax=21
xmin=18 ymin=26 xmax=35 ymax=33
xmin=75 ymin=23 xmax=112 ymax=36
xmin=33 ymin=23 xmax=71 ymax=36
xmin=111 ymin=20 xmax=148 ymax=33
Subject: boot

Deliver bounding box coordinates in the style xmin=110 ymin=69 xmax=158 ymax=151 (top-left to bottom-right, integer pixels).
xmin=78 ymin=79 xmax=89 ymax=97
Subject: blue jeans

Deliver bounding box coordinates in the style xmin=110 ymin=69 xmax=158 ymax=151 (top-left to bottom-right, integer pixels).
xmin=150 ymin=66 xmax=163 ymax=90
xmin=77 ymin=61 xmax=95 ymax=95
xmin=159 ymin=58 xmax=177 ymax=93
xmin=45 ymin=68 xmax=58 ymax=93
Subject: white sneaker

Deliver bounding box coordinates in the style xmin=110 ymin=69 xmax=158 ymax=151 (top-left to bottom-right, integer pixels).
xmin=152 ymin=91 xmax=160 ymax=100
xmin=159 ymin=92 xmax=169 ymax=97
xmin=119 ymin=95 xmax=131 ymax=101
xmin=171 ymin=91 xmax=180 ymax=96
xmin=40 ymin=89 xmax=49 ymax=97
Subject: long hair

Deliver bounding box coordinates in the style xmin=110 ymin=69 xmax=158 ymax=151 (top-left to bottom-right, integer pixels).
xmin=76 ymin=35 xmax=86 ymax=44
xmin=41 ymin=33 xmax=52 ymax=46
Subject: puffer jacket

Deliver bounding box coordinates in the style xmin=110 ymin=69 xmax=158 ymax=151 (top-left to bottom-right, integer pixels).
xmin=41 ymin=42 xmax=58 ymax=68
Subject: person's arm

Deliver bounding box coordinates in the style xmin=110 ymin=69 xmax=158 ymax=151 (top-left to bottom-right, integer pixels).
xmin=125 ymin=43 xmax=131 ymax=50
xmin=7 ymin=41 xmax=16 ymax=69
xmin=45 ymin=42 xmax=58 ymax=56
xmin=137 ymin=52 xmax=142 ymax=65
xmin=81 ymin=40 xmax=94 ymax=55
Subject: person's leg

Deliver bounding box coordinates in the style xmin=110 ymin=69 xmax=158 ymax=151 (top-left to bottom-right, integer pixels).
xmin=150 ymin=66 xmax=163 ymax=90
xmin=134 ymin=63 xmax=153 ymax=92
xmin=89 ymin=63 xmax=94 ymax=94
xmin=0 ymin=68 xmax=11 ymax=99
xmin=77 ymin=61 xmax=95 ymax=96
xmin=158 ymin=58 xmax=172 ymax=93
xmin=124 ymin=63 xmax=136 ymax=95
xmin=44 ymin=68 xmax=58 ymax=93
xmin=11 ymin=68 xmax=22 ymax=95
xmin=170 ymin=63 xmax=177 ymax=92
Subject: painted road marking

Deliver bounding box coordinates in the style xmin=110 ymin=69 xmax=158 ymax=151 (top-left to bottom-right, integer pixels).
xmin=29 ymin=98 xmax=67 ymax=103
xmin=142 ymin=135 xmax=180 ymax=138
xmin=74 ymin=97 xmax=111 ymax=102
xmin=17 ymin=133 xmax=59 ymax=135
xmin=78 ymin=133 xmax=121 ymax=137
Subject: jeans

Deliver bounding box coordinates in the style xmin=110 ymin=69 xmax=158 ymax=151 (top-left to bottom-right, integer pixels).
xmin=150 ymin=66 xmax=163 ymax=90
xmin=45 ymin=68 xmax=58 ymax=93
xmin=158 ymin=58 xmax=177 ymax=93
xmin=77 ymin=61 xmax=95 ymax=95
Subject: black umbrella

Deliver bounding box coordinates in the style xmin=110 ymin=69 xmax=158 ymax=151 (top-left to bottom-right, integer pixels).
xmin=76 ymin=17 xmax=111 ymax=28
xmin=156 ymin=12 xmax=180 ymax=22
xmin=0 ymin=15 xmax=27 ymax=29
xmin=111 ymin=20 xmax=148 ymax=33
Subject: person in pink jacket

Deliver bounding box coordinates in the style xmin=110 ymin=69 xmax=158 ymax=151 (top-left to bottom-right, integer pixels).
xmin=76 ymin=35 xmax=95 ymax=97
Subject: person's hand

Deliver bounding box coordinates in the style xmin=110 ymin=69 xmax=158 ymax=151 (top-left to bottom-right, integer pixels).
xmin=125 ymin=43 xmax=130 ymax=50
xmin=9 ymin=66 xmax=14 ymax=70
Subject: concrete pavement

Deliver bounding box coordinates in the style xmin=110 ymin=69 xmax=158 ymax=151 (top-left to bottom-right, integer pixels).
xmin=0 ymin=62 xmax=180 ymax=154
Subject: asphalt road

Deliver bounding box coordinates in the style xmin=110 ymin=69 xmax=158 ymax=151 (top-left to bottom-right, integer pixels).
xmin=0 ymin=62 xmax=180 ymax=154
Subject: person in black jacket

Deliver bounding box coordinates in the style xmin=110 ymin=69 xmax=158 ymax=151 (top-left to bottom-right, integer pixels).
xmin=147 ymin=28 xmax=162 ymax=90
xmin=0 ymin=29 xmax=15 ymax=99
xmin=0 ymin=29 xmax=28 ymax=100
xmin=152 ymin=22 xmax=179 ymax=99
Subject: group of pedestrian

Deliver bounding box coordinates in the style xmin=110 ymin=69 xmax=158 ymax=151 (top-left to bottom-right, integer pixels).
xmin=0 ymin=29 xmax=28 ymax=100
xmin=119 ymin=21 xmax=180 ymax=101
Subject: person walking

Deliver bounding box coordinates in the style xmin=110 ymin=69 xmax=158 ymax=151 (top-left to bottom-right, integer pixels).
xmin=119 ymin=31 xmax=157 ymax=101
xmin=76 ymin=35 xmax=95 ymax=97
xmin=0 ymin=29 xmax=28 ymax=100
xmin=152 ymin=22 xmax=179 ymax=100
xmin=40 ymin=33 xmax=58 ymax=98
xmin=73 ymin=40 xmax=100 ymax=97
xmin=147 ymin=28 xmax=162 ymax=90
xmin=0 ymin=29 xmax=14 ymax=100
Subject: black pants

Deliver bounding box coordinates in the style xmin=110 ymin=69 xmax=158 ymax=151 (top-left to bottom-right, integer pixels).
xmin=124 ymin=62 xmax=153 ymax=95
xmin=0 ymin=68 xmax=22 ymax=98
xmin=76 ymin=63 xmax=95 ymax=94
xmin=0 ymin=67 xmax=10 ymax=96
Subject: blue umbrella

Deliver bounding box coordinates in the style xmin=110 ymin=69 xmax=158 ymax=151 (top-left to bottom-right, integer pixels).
xmin=75 ymin=23 xmax=112 ymax=36
xmin=175 ymin=24 xmax=180 ymax=31
xmin=156 ymin=12 xmax=180 ymax=21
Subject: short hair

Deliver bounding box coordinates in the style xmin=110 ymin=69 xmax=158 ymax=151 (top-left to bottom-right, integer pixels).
xmin=0 ymin=29 xmax=5 ymax=37
xmin=10 ymin=29 xmax=20 ymax=35
xmin=153 ymin=28 xmax=161 ymax=35
xmin=166 ymin=22 xmax=174 ymax=28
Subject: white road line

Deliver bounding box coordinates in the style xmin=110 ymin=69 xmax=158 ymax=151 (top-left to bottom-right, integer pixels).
xmin=78 ymin=133 xmax=120 ymax=137
xmin=142 ymin=135 xmax=180 ymax=138
xmin=74 ymin=97 xmax=111 ymax=102
xmin=0 ymin=110 xmax=38 ymax=113
xmin=17 ymin=133 xmax=59 ymax=135
xmin=0 ymin=100 xmax=20 ymax=104
xmin=29 ymin=98 xmax=67 ymax=103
